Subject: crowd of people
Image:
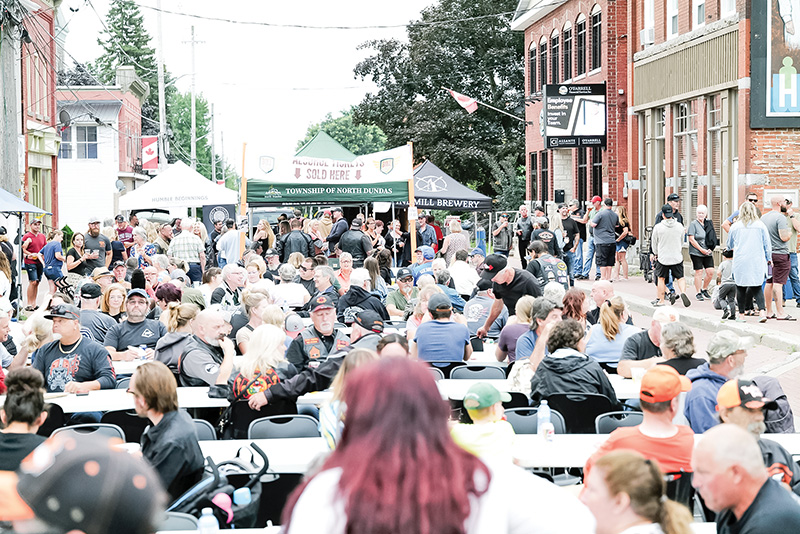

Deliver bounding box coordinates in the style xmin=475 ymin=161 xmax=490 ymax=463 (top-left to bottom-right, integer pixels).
xmin=0 ymin=199 xmax=799 ymax=533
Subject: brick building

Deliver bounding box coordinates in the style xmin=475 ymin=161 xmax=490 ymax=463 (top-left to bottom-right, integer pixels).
xmin=512 ymin=0 xmax=629 ymax=221
xmin=628 ymin=0 xmax=800 ymax=239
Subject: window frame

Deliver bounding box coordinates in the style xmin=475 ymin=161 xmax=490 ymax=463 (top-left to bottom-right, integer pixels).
xmin=576 ymin=16 xmax=587 ymax=77
xmin=563 ymin=24 xmax=573 ymax=82
xmin=551 ymin=30 xmax=560 ymax=84
xmin=590 ymin=6 xmax=602 ymax=71
xmin=76 ymin=125 xmax=99 ymax=160
xmin=539 ymin=38 xmax=548 ymax=91
xmin=667 ymin=0 xmax=679 ymax=40
xmin=692 ymin=0 xmax=705 ymax=29
xmin=540 ymin=150 xmax=549 ymax=203
xmin=59 ymin=125 xmax=73 ymax=159
xmin=528 ymin=42 xmax=537 ymax=94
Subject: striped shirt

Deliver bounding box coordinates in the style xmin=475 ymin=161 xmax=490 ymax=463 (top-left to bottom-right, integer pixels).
xmin=168 ymin=232 xmax=204 ymax=263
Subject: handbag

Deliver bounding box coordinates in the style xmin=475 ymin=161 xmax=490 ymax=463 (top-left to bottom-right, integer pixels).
xmin=215 ymin=374 xmax=260 ymax=438
xmin=625 ymin=234 xmax=637 ymax=246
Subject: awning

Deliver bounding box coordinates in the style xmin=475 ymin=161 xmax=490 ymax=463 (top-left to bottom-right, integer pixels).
xmin=0 ymin=187 xmax=49 ymax=215
xmin=396 ymin=160 xmax=492 ymax=211
xmin=118 ymin=161 xmax=238 ymax=210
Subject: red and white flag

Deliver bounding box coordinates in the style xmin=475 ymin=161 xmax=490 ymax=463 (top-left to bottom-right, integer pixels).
xmin=142 ymin=136 xmax=158 ymax=170
xmin=448 ymin=89 xmax=478 ymax=114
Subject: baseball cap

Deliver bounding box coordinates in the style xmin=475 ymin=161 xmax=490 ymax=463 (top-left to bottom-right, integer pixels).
xmin=0 ymin=226 xmax=6 ymax=235
xmin=480 ymin=254 xmax=508 ymax=280
xmin=427 ymin=293 xmax=452 ymax=312
xmin=323 ymin=210 xmax=332 ymax=216
xmin=171 ymin=269 xmax=188 ymax=283
xmin=462 ymin=382 xmax=511 ymax=410
xmin=264 ymin=248 xmax=279 ymax=257
xmin=716 ymin=378 xmax=778 ymax=411
xmin=476 ymin=278 xmax=493 ymax=291
xmin=127 ymin=288 xmax=149 ymax=300
xmin=0 ymin=434 xmax=166 ymax=534
xmin=87 ymin=215 xmax=101 ymax=224
xmin=331 ymin=207 xmax=343 ymax=214
xmin=396 ymin=267 xmax=413 ymax=280
xmin=115 ymin=214 xmax=125 ymax=222
xmin=591 ymin=195 xmax=602 ymax=203
xmin=112 ymin=260 xmax=126 ymax=269
xmin=30 ymin=219 xmax=41 ymax=226
xmin=309 ymin=293 xmax=336 ymax=313
xmin=639 ymin=365 xmax=691 ymax=403
xmin=91 ymin=267 xmax=113 ymax=280
xmin=351 ymin=218 xmax=363 ymax=228
xmin=469 ymin=247 xmax=485 ymax=257
xmin=667 ymin=193 xmax=680 ymax=201
xmin=43 ymin=304 xmax=81 ymax=321
xmin=661 ymin=204 xmax=674 ymax=218
xmin=79 ymin=282 xmax=102 ymax=299
xmin=416 ymin=245 xmax=434 ymax=260
xmin=284 ymin=314 xmax=305 ymax=338
xmin=353 ymin=310 xmax=385 ymax=333
xmin=500 ymin=212 xmax=509 ymax=218
xmin=706 ymin=330 xmax=753 ymax=363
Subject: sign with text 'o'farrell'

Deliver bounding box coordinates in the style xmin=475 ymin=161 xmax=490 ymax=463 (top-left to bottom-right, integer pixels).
xmin=543 ymin=83 xmax=607 ymax=149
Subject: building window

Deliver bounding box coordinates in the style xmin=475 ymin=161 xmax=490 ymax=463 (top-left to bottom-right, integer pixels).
xmin=528 ymin=43 xmax=537 ymax=94
xmin=576 ymin=17 xmax=586 ymax=76
xmin=563 ymin=26 xmax=572 ymax=81
xmin=590 ymin=7 xmax=602 ymax=70
xmin=540 ymin=151 xmax=549 ymax=202
xmin=644 ymin=0 xmax=654 ymax=31
xmin=530 ymin=152 xmax=538 ymax=201
xmin=674 ymin=100 xmax=699 ymax=222
xmin=76 ymin=125 xmax=98 ymax=159
xmin=539 ymin=41 xmax=548 ymax=90
xmin=551 ymin=32 xmax=560 ymax=84
xmin=693 ymin=0 xmax=705 ymax=28
xmin=591 ymin=147 xmax=603 ymax=197
xmin=721 ymin=0 xmax=736 ymax=17
xmin=708 ymin=95 xmax=723 ymax=235
xmin=59 ymin=126 xmax=73 ymax=159
xmin=667 ymin=0 xmax=679 ymax=40
xmin=577 ymin=147 xmax=588 ymax=204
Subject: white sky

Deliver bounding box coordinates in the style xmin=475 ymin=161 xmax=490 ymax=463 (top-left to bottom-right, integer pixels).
xmin=61 ymin=0 xmax=433 ymax=177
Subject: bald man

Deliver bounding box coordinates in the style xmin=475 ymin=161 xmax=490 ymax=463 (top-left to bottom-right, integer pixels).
xmin=692 ymin=424 xmax=800 ymax=533
xmin=178 ymin=309 xmax=235 ymax=386
xmin=586 ymin=280 xmax=634 ymax=326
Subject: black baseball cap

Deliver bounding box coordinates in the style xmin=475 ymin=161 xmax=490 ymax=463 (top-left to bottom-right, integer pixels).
xmin=396 ymin=267 xmax=413 ymax=280
xmin=115 ymin=214 xmax=125 ymax=222
xmin=127 ymin=288 xmax=149 ymax=300
xmin=661 ymin=204 xmax=674 ymax=218
xmin=264 ymin=248 xmax=279 ymax=257
xmin=112 ymin=260 xmax=126 ymax=269
xmin=427 ymin=293 xmax=452 ymax=312
xmin=480 ymin=254 xmax=508 ymax=280
xmin=309 ymin=293 xmax=336 ymax=313
xmin=80 ymin=283 xmax=102 ymax=299
xmin=353 ymin=310 xmax=385 ymax=333
xmin=44 ymin=304 xmax=81 ymax=321
xmin=667 ymin=193 xmax=680 ymax=201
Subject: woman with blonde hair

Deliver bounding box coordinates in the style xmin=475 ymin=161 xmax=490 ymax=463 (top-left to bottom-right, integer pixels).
xmin=548 ymin=212 xmax=566 ymax=252
xmin=261 ymin=304 xmax=285 ymax=328
xmin=154 ymin=302 xmax=199 ymax=372
xmin=319 ymin=348 xmax=380 ymax=449
xmin=336 ymin=252 xmax=354 ymax=293
xmin=0 ymin=248 xmax=11 ymax=299
xmin=253 ymin=219 xmax=276 ymax=252
xmin=236 ymin=290 xmax=271 ymax=354
xmin=584 ymin=296 xmax=639 ymax=372
xmin=287 ymin=252 xmax=305 ymax=270
xmin=440 ymin=219 xmax=469 ymax=266
xmin=727 ymin=200 xmax=771 ymax=321
xmin=581 ymin=450 xmax=692 ymax=534
xmin=613 ymin=205 xmax=631 ymax=281
xmin=100 ymin=283 xmax=127 ymax=322
xmin=246 ymin=257 xmax=267 ymax=286
xmin=7 ymin=312 xmax=54 ymax=370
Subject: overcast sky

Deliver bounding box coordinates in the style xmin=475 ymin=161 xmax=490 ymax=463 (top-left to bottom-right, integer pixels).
xmin=62 ymin=0 xmax=433 ymax=177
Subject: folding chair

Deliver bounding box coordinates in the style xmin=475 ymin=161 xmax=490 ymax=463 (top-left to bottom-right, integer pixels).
xmin=543 ymin=393 xmax=619 ymax=434
xmin=428 ymin=367 xmax=445 ymax=381
xmin=51 ymin=423 xmax=126 ymax=441
xmin=595 ymin=411 xmax=644 ymax=433
xmin=229 ymin=399 xmax=298 ymax=440
xmin=115 ymin=377 xmax=131 ymax=390
xmin=158 ymin=512 xmax=198 ymax=531
xmin=450 ymin=365 xmax=506 ymax=380
xmin=101 ymin=409 xmax=151 ymax=443
xmin=469 ymin=336 xmax=484 ymax=352
xmin=193 ymin=419 xmax=217 ymax=440
xmin=504 ymin=408 xmax=566 ymax=434
xmin=248 ymin=414 xmax=321 ymax=439
xmin=425 ymin=360 xmax=466 ymax=378
xmin=37 ymin=403 xmax=65 ymax=437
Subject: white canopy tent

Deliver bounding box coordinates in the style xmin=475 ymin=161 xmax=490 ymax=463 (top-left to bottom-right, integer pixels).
xmin=119 ymin=161 xmax=237 ymax=210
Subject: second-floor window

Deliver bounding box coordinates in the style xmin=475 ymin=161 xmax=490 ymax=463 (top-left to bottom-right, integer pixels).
xmin=576 ymin=17 xmax=586 ymax=76
xmin=540 ymin=41 xmax=548 ymax=90
xmin=59 ymin=125 xmax=98 ymax=159
xmin=551 ymin=33 xmax=560 ymax=84
xmin=591 ymin=8 xmax=602 ymax=70
xmin=563 ymin=26 xmax=572 ymax=81
xmin=528 ymin=43 xmax=537 ymax=94
xmin=667 ymin=0 xmax=679 ymax=40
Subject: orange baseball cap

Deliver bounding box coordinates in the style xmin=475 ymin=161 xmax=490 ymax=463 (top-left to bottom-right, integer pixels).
xmin=716 ymin=379 xmax=778 ymax=411
xmin=639 ymin=365 xmax=691 ymax=403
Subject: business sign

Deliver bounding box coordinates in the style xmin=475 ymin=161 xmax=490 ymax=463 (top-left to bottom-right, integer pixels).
xmin=142 ymin=136 xmax=158 ymax=171
xmin=752 ymin=1 xmax=800 ymax=127
xmin=202 ymin=204 xmax=234 ymax=236
xmin=246 ymin=145 xmax=411 ymax=204
xmin=543 ymin=83 xmax=607 ymax=148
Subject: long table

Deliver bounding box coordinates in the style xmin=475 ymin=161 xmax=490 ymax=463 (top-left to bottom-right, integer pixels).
xmin=198 ymin=438 xmax=328 ymax=474
xmin=437 ymin=376 xmax=640 ymax=401
xmin=30 ymin=387 xmax=229 ymax=413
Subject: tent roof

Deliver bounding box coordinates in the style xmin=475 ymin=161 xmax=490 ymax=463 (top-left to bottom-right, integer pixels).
xmin=118 ymin=161 xmax=237 ymax=210
xmin=0 ymin=188 xmax=49 ymax=215
xmin=406 ymin=160 xmax=492 ymax=211
xmin=294 ymin=131 xmax=357 ymax=161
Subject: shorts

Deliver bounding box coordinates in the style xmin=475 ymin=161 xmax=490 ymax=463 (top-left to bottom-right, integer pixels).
xmin=44 ymin=265 xmax=63 ymax=281
xmin=690 ymin=254 xmax=715 ymax=270
xmin=24 ymin=263 xmax=43 ymax=282
xmin=654 ymin=260 xmax=684 ymax=281
xmin=595 ymin=243 xmax=616 ymax=267
xmin=768 ymin=253 xmax=791 ymax=285
xmin=615 ymin=241 xmax=628 ymax=253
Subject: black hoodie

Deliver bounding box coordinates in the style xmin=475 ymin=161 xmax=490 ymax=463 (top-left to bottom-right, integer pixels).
xmin=337 ymin=285 xmax=389 ymax=324
xmin=530 ymin=348 xmax=619 ymax=405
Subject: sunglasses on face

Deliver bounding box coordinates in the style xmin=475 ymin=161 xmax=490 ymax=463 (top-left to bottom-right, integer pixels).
xmin=399 ymin=277 xmax=413 ymax=283
xmin=300 ymin=265 xmax=312 ymax=272
xmin=748 ymin=198 xmax=758 ymax=203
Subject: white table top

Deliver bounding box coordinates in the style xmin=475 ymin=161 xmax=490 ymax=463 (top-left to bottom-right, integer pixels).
xmin=32 ymin=387 xmax=229 ymax=414
xmin=437 ymin=376 xmax=640 ymax=401
xmin=112 ymin=360 xmax=147 ymax=375
xmin=199 ymin=438 xmax=328 ymax=474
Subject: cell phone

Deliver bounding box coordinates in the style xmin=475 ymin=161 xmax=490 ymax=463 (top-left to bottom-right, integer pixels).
xmin=76 ymin=392 xmax=89 ymax=396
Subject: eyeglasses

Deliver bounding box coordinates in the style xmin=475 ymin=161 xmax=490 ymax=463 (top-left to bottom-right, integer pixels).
xmin=748 ymin=198 xmax=758 ymax=203
xmin=300 ymin=265 xmax=312 ymax=272
xmin=399 ymin=277 xmax=413 ymax=283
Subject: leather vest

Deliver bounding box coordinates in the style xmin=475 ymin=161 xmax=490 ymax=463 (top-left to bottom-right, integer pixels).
xmin=536 ymin=254 xmax=569 ymax=290
xmin=339 ymin=230 xmax=367 ymax=260
xmin=300 ymin=327 xmax=350 ymax=368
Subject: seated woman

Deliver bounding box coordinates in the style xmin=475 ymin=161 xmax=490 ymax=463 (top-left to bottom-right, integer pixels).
xmin=271 ymin=264 xmax=311 ymax=309
xmin=154 ymin=302 xmax=199 ymax=373
xmin=658 ymin=322 xmax=706 ymax=375
xmin=152 ymin=283 xmax=182 ymax=325
xmin=561 ymin=288 xmax=589 ymax=331
xmin=530 ymin=318 xmax=618 ymax=406
xmin=0 ymin=367 xmax=47 ymax=470
xmin=581 ymin=450 xmax=692 ymax=534
xmin=100 ymin=283 xmax=128 ymax=323
xmin=236 ymin=290 xmax=271 ymax=354
xmin=495 ymin=295 xmax=536 ymax=363
xmin=584 ymin=296 xmax=640 ymax=372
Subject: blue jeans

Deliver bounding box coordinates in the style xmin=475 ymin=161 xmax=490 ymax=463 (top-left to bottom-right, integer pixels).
xmin=573 ymin=238 xmax=584 ymax=274
xmin=784 ymin=252 xmax=800 ymax=300
xmin=495 ymin=249 xmax=509 ymax=257
xmin=218 ymin=257 xmax=227 ymax=269
xmin=582 ymin=237 xmax=600 ymax=278
xmin=565 ymin=250 xmax=576 ymax=285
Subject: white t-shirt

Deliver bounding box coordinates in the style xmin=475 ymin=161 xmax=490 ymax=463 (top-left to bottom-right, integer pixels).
xmin=271 ymin=282 xmax=310 ymax=308
xmin=284 ymin=461 xmax=596 ymax=534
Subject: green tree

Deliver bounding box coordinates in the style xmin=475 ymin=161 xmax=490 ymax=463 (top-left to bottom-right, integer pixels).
xmin=57 ymin=61 xmax=98 ymax=86
xmin=296 ymin=108 xmax=387 ymax=155
xmin=94 ymin=0 xmax=173 ymax=135
xmin=353 ymin=0 xmax=524 ymax=199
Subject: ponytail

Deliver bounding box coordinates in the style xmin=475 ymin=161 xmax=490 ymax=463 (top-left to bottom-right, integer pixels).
xmin=599 ymin=296 xmax=625 ymax=341
xmin=659 ymin=500 xmax=693 ymax=534
xmin=166 ymin=302 xmax=199 ymax=332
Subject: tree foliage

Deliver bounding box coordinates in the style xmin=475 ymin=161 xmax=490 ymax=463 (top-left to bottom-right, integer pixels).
xmin=94 ymin=0 xmax=174 ymax=135
xmin=353 ymin=0 xmax=524 ymax=201
xmin=297 ymin=107 xmax=387 ymax=156
xmin=57 ymin=61 xmax=98 ymax=86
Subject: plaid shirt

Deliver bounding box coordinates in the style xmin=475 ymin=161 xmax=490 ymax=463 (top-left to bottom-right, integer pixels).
xmin=168 ymin=232 xmax=204 ymax=263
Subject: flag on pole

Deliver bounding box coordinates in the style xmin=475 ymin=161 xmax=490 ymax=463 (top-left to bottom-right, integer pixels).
xmin=448 ymin=89 xmax=478 ymax=114
xmin=142 ymin=136 xmax=158 ymax=171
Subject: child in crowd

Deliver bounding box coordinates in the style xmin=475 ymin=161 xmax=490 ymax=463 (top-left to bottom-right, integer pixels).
xmin=450 ymin=382 xmax=515 ymax=462
xmin=715 ymin=248 xmax=738 ymax=321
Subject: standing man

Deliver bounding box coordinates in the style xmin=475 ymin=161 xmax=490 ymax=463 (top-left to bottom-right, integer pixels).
xmin=336 ymin=218 xmax=373 ymax=268
xmin=515 ymin=204 xmax=533 ymax=268
xmin=569 ymin=199 xmax=587 ymax=276
xmin=589 ymin=198 xmax=619 ymax=282
xmin=560 ymin=203 xmax=580 ymax=285
xmin=324 ymin=207 xmax=348 ymax=255
xmin=581 ymin=196 xmax=603 ymax=280
xmin=475 ymin=254 xmax=542 ymax=338
xmin=207 ymin=218 xmax=224 ymax=267
xmin=153 ymin=223 xmax=173 ymax=255
xmin=651 ymin=205 xmax=691 ymax=307
xmin=417 ymin=215 xmax=437 ymax=250
xmin=83 ymin=215 xmax=112 ymax=272
xmin=783 ymin=197 xmax=800 ymax=306
xmin=722 ymin=192 xmax=761 ymax=232
xmin=761 ymin=195 xmax=793 ymax=320
xmin=654 ymin=193 xmax=684 ymax=297
xmin=21 ymin=219 xmax=45 ymax=310
xmin=168 ymin=220 xmax=206 ymax=284
xmin=277 ymin=218 xmax=315 ymax=263
xmin=215 ymin=218 xmax=241 ymax=269
xmin=492 ymin=212 xmax=513 ymax=257
xmin=114 ymin=214 xmax=134 ymax=253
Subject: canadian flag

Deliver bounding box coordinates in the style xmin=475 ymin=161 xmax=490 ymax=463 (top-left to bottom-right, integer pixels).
xmin=448 ymin=89 xmax=478 ymax=114
xmin=142 ymin=136 xmax=158 ymax=170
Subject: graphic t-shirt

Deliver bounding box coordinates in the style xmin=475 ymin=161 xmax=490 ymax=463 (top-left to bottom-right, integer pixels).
xmin=84 ymin=233 xmax=112 ymax=271
xmin=32 ymin=338 xmax=116 ymax=392
xmin=103 ymin=319 xmax=167 ymax=350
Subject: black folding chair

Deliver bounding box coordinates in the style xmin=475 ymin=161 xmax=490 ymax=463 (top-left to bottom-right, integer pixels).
xmin=543 ymin=393 xmax=619 ymax=434
xmin=101 ymin=409 xmax=151 ymax=443
xmin=595 ymin=411 xmax=644 ymax=433
xmin=248 ymin=414 xmax=321 ymax=439
xmin=504 ymin=408 xmax=566 ymax=434
xmin=37 ymin=403 xmax=65 ymax=437
xmin=450 ymin=365 xmax=506 ymax=380
xmin=665 ymin=470 xmax=695 ymax=510
xmin=469 ymin=336 xmax=484 ymax=352
xmin=425 ymin=360 xmax=467 ymax=378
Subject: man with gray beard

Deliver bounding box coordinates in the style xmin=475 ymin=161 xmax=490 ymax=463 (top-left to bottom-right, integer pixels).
xmin=179 ymin=309 xmax=236 ymax=386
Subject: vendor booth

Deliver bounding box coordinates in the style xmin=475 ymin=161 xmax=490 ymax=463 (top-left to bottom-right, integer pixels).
xmin=118 ymin=161 xmax=238 ymax=210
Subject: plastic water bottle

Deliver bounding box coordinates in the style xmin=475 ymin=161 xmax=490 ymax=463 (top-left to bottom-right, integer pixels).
xmin=233 ymin=487 xmax=251 ymax=506
xmin=537 ymin=401 xmax=554 ymax=441
xmin=197 ymin=508 xmax=219 ymax=534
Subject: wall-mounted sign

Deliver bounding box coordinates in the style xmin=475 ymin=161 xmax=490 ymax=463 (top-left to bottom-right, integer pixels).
xmin=544 ymin=83 xmax=607 ymax=148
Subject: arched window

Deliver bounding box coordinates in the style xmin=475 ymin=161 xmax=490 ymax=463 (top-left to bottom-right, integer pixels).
xmin=551 ymin=29 xmax=560 ymax=84
xmin=576 ymin=15 xmax=587 ymax=76
xmin=528 ymin=41 xmax=537 ymax=94
xmin=539 ymin=36 xmax=548 ymax=90
xmin=562 ymin=22 xmax=573 ymax=81
xmin=590 ymin=5 xmax=602 ymax=70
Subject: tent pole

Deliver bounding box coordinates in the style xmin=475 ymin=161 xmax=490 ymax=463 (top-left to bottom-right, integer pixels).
xmin=391 ymin=202 xmax=397 ymax=266
xmin=473 ymin=211 xmax=478 ymax=248
xmin=17 ymin=213 xmax=23 ymax=309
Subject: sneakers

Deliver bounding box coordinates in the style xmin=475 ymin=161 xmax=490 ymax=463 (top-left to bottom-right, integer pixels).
xmin=680 ymin=293 xmax=691 ymax=307
xmin=701 ymin=289 xmax=712 ymax=299
xmin=669 ymin=292 xmax=677 ymax=305
xmin=722 ymin=309 xmax=730 ymax=320
xmin=696 ymin=292 xmax=705 ymax=301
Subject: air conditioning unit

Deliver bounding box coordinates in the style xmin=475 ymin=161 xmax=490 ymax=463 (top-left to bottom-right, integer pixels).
xmin=640 ymin=27 xmax=655 ymax=46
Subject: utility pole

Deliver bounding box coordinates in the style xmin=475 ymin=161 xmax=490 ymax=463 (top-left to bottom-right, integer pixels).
xmin=210 ymin=103 xmax=216 ymax=183
xmin=219 ymin=131 xmax=225 ymax=186
xmin=183 ymin=26 xmax=204 ymax=171
xmin=156 ymin=0 xmax=168 ymax=171
xmin=0 ymin=5 xmax=22 ymax=194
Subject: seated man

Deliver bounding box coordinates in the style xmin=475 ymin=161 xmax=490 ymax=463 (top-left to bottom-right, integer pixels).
xmin=287 ymin=294 xmax=350 ymax=371
xmin=210 ymin=263 xmax=245 ymax=311
xmin=435 ymin=270 xmax=466 ymax=312
xmin=450 ymin=382 xmax=516 ymax=463
xmin=449 ymin=249 xmax=479 ymax=299
xmin=34 ymin=304 xmax=116 ymax=393
xmin=104 ymin=289 xmax=167 ymax=361
xmin=132 ymin=361 xmax=204 ymax=499
xmin=515 ymin=297 xmax=562 ymax=364
xmin=297 ymin=265 xmax=340 ymax=318
xmin=585 ymin=365 xmax=694 ymax=475
xmin=385 ymin=267 xmax=418 ymax=317
xmin=411 ymin=293 xmax=472 ymax=362
xmin=617 ymin=306 xmax=679 ymax=378
xmin=463 ymin=279 xmax=507 ymax=338
xmin=586 ymin=279 xmax=634 ymax=325
xmin=716 ymin=378 xmax=800 ymax=496
xmin=337 ymin=268 xmax=389 ymax=325
xmin=78 ymin=282 xmax=117 ymax=343
xmin=179 ymin=309 xmax=236 ymax=386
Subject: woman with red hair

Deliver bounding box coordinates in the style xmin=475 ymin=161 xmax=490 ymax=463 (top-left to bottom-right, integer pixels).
xmin=282 ymin=357 xmax=594 ymax=534
xmin=562 ymin=288 xmax=589 ymax=331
